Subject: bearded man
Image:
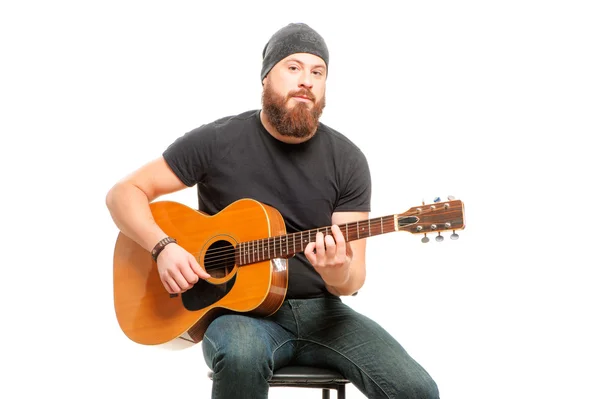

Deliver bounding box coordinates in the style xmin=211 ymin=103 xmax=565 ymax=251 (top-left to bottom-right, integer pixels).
xmin=106 ymin=22 xmax=439 ymax=399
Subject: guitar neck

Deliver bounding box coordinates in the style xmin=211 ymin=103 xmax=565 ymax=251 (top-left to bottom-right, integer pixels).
xmin=236 ymin=214 xmax=415 ymax=265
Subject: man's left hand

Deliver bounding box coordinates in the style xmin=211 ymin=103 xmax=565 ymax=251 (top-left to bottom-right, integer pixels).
xmin=304 ymin=224 xmax=353 ymax=287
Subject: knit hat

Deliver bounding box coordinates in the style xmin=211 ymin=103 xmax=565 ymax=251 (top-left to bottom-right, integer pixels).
xmin=261 ymin=23 xmax=329 ymax=81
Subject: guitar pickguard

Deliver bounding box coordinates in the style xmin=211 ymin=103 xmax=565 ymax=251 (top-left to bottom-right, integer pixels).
xmin=181 ymin=274 xmax=237 ymax=311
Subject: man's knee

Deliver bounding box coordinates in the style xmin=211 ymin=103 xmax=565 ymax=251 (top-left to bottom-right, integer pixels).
xmin=409 ymin=376 xmax=439 ymax=399
xmin=202 ymin=315 xmax=272 ymax=375
xmin=386 ymin=371 xmax=439 ymax=399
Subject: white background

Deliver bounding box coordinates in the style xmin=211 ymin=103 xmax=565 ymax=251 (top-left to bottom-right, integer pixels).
xmin=1 ymin=1 xmax=599 ymax=398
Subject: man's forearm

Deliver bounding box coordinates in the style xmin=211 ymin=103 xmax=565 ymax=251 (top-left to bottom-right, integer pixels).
xmin=106 ymin=183 xmax=166 ymax=252
xmin=323 ymin=260 xmax=366 ymax=296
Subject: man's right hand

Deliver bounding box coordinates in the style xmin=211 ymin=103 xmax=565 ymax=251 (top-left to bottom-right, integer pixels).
xmin=156 ymin=244 xmax=211 ymax=294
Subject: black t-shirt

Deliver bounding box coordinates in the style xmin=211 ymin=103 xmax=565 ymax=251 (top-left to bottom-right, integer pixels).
xmin=162 ymin=109 xmax=371 ymax=299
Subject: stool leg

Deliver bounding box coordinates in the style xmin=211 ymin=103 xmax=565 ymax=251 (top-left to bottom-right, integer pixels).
xmin=338 ymin=384 xmax=346 ymax=399
xmin=322 ymin=388 xmax=330 ymax=399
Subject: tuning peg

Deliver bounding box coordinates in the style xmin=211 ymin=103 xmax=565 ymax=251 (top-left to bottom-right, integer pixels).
xmin=433 ymin=197 xmax=441 ymax=203
xmin=435 ymin=233 xmax=444 ymax=242
xmin=451 ymin=230 xmax=459 ymax=240
xmin=421 ymin=234 xmax=429 ymax=243
xmin=447 ymin=195 xmax=455 ymax=200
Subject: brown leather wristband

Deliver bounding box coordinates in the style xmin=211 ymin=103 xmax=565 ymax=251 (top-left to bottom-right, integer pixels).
xmin=151 ymin=236 xmax=177 ymax=262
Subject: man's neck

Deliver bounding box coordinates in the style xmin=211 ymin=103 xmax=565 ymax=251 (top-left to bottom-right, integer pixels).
xmin=259 ymin=110 xmax=317 ymax=144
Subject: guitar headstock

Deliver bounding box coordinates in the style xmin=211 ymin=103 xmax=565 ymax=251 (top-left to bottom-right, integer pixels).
xmin=396 ymin=197 xmax=465 ymax=243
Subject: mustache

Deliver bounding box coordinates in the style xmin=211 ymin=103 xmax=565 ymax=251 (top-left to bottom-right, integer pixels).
xmin=288 ymin=89 xmax=316 ymax=102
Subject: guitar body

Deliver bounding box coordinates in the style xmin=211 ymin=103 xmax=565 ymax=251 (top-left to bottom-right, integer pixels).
xmin=113 ymin=199 xmax=288 ymax=346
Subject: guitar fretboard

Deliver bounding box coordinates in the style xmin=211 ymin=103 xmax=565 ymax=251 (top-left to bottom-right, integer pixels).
xmin=235 ymin=215 xmax=409 ymax=265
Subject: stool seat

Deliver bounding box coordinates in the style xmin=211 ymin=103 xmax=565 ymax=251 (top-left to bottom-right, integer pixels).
xmin=268 ymin=365 xmax=348 ymax=385
xmin=208 ymin=365 xmax=350 ymax=398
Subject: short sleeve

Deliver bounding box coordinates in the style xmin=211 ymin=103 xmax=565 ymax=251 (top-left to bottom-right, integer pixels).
xmin=335 ymin=148 xmax=371 ymax=212
xmin=162 ymin=124 xmax=218 ymax=187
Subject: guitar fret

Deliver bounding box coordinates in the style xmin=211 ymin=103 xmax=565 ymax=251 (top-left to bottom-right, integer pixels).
xmin=356 ymin=221 xmax=359 ymax=239
xmin=368 ymin=219 xmax=371 ymax=236
xmin=380 ymin=217 xmax=383 ymax=234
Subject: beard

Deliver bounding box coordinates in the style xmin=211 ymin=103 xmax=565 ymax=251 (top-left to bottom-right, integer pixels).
xmin=261 ymin=83 xmax=326 ymax=139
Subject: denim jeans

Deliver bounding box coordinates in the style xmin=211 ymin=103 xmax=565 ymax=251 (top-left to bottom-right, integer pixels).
xmin=202 ymin=296 xmax=439 ymax=398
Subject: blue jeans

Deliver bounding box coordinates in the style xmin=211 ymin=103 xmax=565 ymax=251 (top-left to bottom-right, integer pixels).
xmin=202 ymin=297 xmax=439 ymax=398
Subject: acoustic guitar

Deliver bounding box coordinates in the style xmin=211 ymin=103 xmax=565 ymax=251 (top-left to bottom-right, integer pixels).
xmin=113 ymin=197 xmax=465 ymax=346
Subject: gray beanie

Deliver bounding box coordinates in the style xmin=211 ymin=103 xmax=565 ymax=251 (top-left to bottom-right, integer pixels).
xmin=261 ymin=23 xmax=329 ymax=81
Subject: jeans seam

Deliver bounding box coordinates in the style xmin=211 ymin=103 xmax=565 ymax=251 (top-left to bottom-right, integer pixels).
xmin=204 ymin=333 xmax=218 ymax=351
xmin=289 ymin=305 xmax=301 ymax=337
xmin=266 ymin=338 xmax=297 ymax=383
xmin=299 ymin=338 xmax=392 ymax=399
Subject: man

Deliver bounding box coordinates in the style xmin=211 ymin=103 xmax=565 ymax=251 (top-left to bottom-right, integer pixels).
xmin=106 ymin=22 xmax=439 ymax=399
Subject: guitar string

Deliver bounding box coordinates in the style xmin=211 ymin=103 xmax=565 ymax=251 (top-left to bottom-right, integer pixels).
xmin=194 ymin=208 xmax=458 ymax=267
xmin=195 ymin=209 xmax=461 ymax=271
xmin=194 ymin=219 xmax=404 ymax=271
xmin=193 ymin=220 xmax=399 ymax=271
xmin=160 ymin=206 xmax=458 ymax=271
xmin=198 ymin=219 xmax=398 ymax=259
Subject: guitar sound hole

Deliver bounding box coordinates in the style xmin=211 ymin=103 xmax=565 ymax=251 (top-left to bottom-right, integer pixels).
xmin=204 ymin=240 xmax=235 ymax=278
